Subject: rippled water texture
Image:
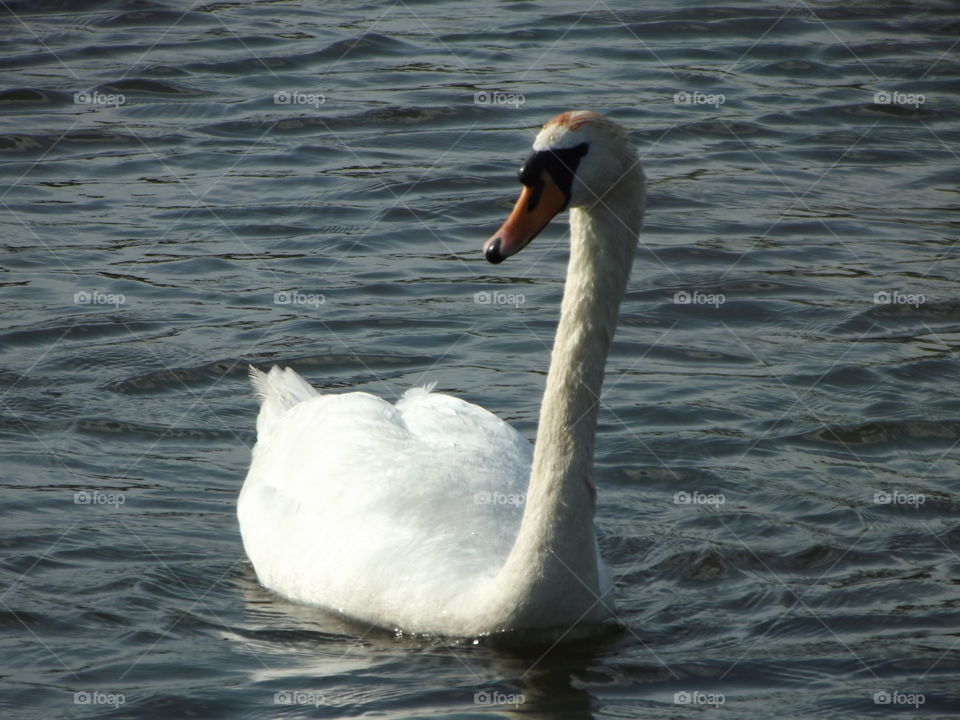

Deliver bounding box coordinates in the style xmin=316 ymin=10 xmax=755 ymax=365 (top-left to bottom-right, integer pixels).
xmin=1 ymin=1 xmax=958 ymax=718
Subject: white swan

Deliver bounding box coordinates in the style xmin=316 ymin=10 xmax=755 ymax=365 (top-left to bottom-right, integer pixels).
xmin=238 ymin=111 xmax=646 ymax=638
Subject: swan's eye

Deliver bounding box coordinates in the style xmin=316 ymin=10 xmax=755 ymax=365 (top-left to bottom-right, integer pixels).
xmin=518 ymin=159 xmax=538 ymax=187
xmin=517 ymin=143 xmax=589 ymax=202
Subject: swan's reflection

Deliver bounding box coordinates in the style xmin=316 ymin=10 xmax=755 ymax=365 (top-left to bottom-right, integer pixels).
xmin=473 ymin=637 xmax=610 ymax=720
xmin=232 ymin=567 xmax=613 ymax=719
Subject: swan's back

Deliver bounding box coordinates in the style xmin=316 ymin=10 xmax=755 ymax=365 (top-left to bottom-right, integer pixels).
xmin=238 ymin=367 xmax=533 ymax=630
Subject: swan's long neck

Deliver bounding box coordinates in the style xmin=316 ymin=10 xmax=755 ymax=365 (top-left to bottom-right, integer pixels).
xmin=489 ymin=166 xmax=644 ymax=627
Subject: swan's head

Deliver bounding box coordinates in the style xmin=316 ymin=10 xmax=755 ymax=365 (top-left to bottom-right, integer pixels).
xmin=483 ymin=110 xmax=641 ymax=264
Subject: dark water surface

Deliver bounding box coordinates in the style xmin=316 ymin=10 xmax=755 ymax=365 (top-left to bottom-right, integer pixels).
xmin=1 ymin=1 xmax=958 ymax=718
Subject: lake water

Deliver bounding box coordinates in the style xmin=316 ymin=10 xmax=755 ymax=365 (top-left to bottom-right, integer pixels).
xmin=1 ymin=1 xmax=958 ymax=718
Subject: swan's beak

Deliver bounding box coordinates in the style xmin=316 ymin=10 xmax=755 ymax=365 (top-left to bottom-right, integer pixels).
xmin=483 ymin=171 xmax=569 ymax=264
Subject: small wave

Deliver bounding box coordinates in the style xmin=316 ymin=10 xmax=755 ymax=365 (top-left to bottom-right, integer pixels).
xmin=0 ymin=130 xmax=181 ymax=155
xmin=0 ymin=87 xmax=66 ymax=108
xmin=107 ymin=359 xmax=249 ymax=394
xmin=793 ymin=419 xmax=960 ymax=451
xmin=98 ymin=9 xmax=208 ymax=27
xmin=98 ymin=78 xmax=200 ymax=97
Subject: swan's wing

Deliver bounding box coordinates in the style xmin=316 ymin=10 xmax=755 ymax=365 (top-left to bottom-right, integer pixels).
xmin=238 ymin=369 xmax=533 ymax=621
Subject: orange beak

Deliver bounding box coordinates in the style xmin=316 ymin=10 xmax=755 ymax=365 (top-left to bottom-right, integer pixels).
xmin=483 ymin=171 xmax=569 ymax=264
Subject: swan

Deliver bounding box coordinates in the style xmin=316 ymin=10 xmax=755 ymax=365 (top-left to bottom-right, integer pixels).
xmin=238 ymin=110 xmax=646 ymax=638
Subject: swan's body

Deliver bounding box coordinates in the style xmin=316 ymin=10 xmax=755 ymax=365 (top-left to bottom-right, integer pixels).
xmin=239 ymin=111 xmax=645 ymax=637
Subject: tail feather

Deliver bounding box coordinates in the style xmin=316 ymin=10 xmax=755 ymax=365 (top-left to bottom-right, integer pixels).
xmin=249 ymin=365 xmax=319 ymax=438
